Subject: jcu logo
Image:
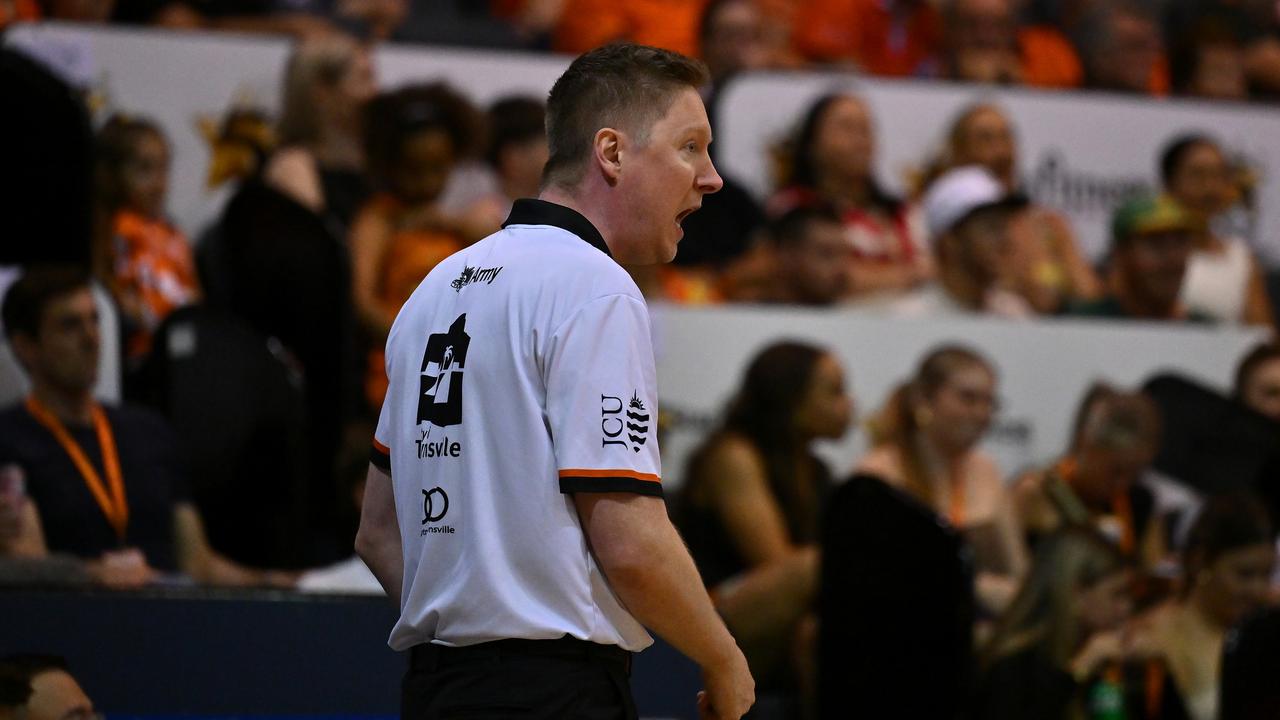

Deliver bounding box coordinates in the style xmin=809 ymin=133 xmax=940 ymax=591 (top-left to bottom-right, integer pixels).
xmin=601 ymin=391 xmax=649 ymax=452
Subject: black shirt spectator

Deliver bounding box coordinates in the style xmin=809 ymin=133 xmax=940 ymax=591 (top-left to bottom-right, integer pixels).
xmin=0 ymin=403 xmax=187 ymax=571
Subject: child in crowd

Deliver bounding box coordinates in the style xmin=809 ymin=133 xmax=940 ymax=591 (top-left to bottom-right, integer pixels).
xmin=93 ymin=114 xmax=199 ymax=363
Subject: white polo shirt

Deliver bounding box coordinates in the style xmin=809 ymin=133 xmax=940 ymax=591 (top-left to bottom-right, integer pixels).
xmin=371 ymin=199 xmax=662 ymax=653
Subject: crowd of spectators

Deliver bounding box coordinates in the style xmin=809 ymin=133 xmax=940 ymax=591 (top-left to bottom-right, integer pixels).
xmin=3 ymin=2 xmax=1280 ymax=718
xmin=5 ymin=0 xmax=1280 ymax=100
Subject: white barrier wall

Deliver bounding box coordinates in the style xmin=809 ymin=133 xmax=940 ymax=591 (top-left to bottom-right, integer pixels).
xmin=716 ymin=73 xmax=1280 ymax=265
xmin=9 ymin=24 xmax=1279 ymax=265
xmin=652 ymin=305 xmax=1268 ymax=489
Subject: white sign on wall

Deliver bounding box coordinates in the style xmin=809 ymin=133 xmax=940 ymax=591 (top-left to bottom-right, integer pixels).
xmin=652 ymin=305 xmax=1267 ymax=490
xmin=716 ymin=73 xmax=1280 ymax=266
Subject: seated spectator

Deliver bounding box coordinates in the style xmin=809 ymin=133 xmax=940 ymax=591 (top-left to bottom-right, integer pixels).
xmin=793 ymin=0 xmax=941 ymax=76
xmin=935 ymin=0 xmax=1082 ymax=87
xmin=262 ymin=35 xmax=376 ymax=240
xmin=892 ymin=165 xmax=1035 ymax=317
xmin=1133 ymin=493 xmax=1275 ymax=720
xmin=700 ymin=0 xmax=772 ymax=91
xmin=1013 ymin=385 xmax=1170 ymax=574
xmin=764 ymin=206 xmax=851 ymax=305
xmin=1161 ymin=135 xmax=1272 ymax=326
xmin=351 ymin=83 xmax=477 ymax=408
xmin=92 ymin=115 xmax=200 ymax=364
xmin=975 ymin=528 xmax=1166 ymax=719
xmin=675 ymin=341 xmax=852 ymax=689
xmin=0 ymin=654 xmax=93 ymax=720
xmin=1236 ymin=342 xmax=1280 ymax=422
xmin=857 ymin=345 xmax=1028 ymax=615
xmin=440 ymin=95 xmax=547 ymax=232
xmin=1070 ymin=196 xmax=1203 ymax=321
xmin=1074 ymin=2 xmax=1169 ymax=95
xmin=1170 ymin=20 xmax=1250 ymax=100
xmin=112 ymin=0 xmax=392 ymax=39
xmin=1163 ymin=0 xmax=1280 ymax=99
xmin=553 ymin=0 xmax=705 ymax=56
xmin=930 ymin=103 xmax=1100 ymax=311
xmin=770 ymin=94 xmax=931 ymax=299
xmin=0 ymin=267 xmax=295 ymax=588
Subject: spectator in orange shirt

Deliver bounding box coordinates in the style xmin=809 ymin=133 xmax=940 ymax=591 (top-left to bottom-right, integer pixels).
xmin=0 ymin=0 xmax=39 ymax=28
xmin=350 ymin=83 xmax=479 ymax=409
xmin=936 ymin=0 xmax=1082 ymax=87
xmin=92 ymin=116 xmax=200 ymax=364
xmin=1075 ymin=2 xmax=1170 ymax=95
xmin=553 ymin=0 xmax=707 ymax=56
xmin=793 ymin=0 xmax=942 ymax=76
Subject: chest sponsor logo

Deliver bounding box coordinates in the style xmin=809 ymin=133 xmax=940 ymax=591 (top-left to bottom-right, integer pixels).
xmin=451 ymin=264 xmax=503 ymax=293
xmin=601 ymin=391 xmax=650 ymax=453
xmin=420 ymin=486 xmax=456 ymax=535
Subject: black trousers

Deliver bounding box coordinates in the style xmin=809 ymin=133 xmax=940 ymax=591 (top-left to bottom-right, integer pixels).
xmin=402 ymin=636 xmax=639 ymax=720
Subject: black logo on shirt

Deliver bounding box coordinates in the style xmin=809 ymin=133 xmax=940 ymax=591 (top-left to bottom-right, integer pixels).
xmin=418 ymin=314 xmax=470 ymax=429
xmin=626 ymin=392 xmax=649 ymax=452
xmin=422 ymin=487 xmax=449 ymax=523
xmin=602 ymin=391 xmax=650 ymax=452
xmin=451 ymin=264 xmax=503 ymax=292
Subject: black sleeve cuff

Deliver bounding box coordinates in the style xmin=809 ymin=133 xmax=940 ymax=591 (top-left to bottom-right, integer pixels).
xmin=370 ymin=443 xmax=391 ymax=473
xmin=559 ymin=476 xmax=664 ymax=497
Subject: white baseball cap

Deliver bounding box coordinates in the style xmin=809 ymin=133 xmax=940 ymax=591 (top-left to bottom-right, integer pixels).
xmin=922 ymin=165 xmax=1027 ymax=238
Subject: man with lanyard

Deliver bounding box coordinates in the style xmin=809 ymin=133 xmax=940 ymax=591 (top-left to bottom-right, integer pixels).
xmin=355 ymin=44 xmax=755 ymax=719
xmin=0 ymin=266 xmax=293 ymax=588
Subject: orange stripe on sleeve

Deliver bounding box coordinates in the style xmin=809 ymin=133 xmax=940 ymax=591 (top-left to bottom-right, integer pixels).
xmin=373 ymin=438 xmax=390 ymax=454
xmin=558 ymin=468 xmax=661 ymax=484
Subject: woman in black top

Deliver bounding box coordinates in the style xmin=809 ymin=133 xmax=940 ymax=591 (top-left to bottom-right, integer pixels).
xmin=675 ymin=341 xmax=852 ymax=689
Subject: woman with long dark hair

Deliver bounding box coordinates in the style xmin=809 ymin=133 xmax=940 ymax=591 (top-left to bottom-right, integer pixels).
xmin=1133 ymin=492 xmax=1275 ymax=720
xmin=768 ymin=93 xmax=931 ymax=298
xmin=676 ymin=341 xmax=852 ymax=689
xmin=1160 ymin=133 xmax=1272 ymax=327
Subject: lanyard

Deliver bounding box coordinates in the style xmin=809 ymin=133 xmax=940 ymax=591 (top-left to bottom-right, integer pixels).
xmin=25 ymin=396 xmax=128 ymax=542
xmin=947 ymin=461 xmax=965 ymax=527
xmin=1058 ymin=457 xmax=1135 ymax=554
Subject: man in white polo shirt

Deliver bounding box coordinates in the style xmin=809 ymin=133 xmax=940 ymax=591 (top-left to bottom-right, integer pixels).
xmin=355 ymin=44 xmax=755 ymax=720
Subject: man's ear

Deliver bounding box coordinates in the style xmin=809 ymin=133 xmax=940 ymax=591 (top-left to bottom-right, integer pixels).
xmin=592 ymin=127 xmax=624 ymax=186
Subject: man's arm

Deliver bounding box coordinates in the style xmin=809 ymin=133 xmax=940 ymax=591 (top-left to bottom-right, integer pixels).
xmin=172 ymin=503 xmax=295 ymax=587
xmin=355 ymin=464 xmax=403 ymax=602
xmin=574 ymin=492 xmax=754 ymax=720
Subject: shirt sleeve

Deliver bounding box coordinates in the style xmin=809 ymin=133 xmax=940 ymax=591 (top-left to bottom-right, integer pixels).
xmin=545 ymin=294 xmax=662 ymax=497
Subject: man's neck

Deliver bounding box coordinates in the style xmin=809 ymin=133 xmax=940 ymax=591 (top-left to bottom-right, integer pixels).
xmin=32 ymin=383 xmax=95 ymax=426
xmin=538 ymin=186 xmax=619 ymax=256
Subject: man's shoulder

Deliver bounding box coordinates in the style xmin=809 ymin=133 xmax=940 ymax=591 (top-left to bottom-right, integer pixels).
xmin=101 ymin=403 xmax=176 ymax=446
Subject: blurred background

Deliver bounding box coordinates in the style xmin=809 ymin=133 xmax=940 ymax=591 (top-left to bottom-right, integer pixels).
xmin=2 ymin=1 xmax=1280 ymax=718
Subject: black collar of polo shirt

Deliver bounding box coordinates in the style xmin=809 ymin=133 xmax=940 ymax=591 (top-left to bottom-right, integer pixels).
xmin=503 ymin=199 xmax=612 ymax=258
